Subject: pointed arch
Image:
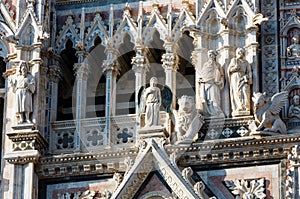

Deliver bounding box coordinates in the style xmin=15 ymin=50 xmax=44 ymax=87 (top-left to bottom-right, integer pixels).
xmin=84 ymin=13 xmax=108 ymax=51
xmin=143 ymin=8 xmax=168 ymax=46
xmin=172 ymin=5 xmax=196 ymax=43
xmin=15 ymin=9 xmax=42 ymax=44
xmin=55 ymin=15 xmax=80 ymax=54
xmin=198 ymin=0 xmax=226 ymax=25
xmin=113 ymin=10 xmax=138 ymax=49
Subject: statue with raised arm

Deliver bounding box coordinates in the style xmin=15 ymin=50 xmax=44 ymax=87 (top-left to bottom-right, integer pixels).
xmin=287 ymin=36 xmax=300 ymax=59
xmin=288 ymin=95 xmax=300 ymax=120
xmin=228 ymin=47 xmax=252 ymax=116
xmin=10 ymin=61 xmax=35 ymax=124
xmin=198 ymin=50 xmax=224 ymax=117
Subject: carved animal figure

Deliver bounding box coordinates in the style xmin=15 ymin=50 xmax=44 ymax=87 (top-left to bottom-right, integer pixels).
xmin=173 ymin=96 xmax=203 ymax=141
xmin=252 ymin=91 xmax=288 ymax=134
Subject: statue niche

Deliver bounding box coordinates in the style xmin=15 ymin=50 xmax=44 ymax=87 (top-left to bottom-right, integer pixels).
xmin=10 ymin=61 xmax=36 ymax=124
xmin=288 ymin=95 xmax=300 ymax=120
xmin=287 ymin=36 xmax=300 ymax=59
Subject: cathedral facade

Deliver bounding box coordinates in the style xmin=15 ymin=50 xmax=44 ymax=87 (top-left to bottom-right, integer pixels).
xmin=0 ymin=0 xmax=300 ymax=198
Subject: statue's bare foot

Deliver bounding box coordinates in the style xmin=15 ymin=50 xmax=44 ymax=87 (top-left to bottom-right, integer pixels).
xmin=26 ymin=120 xmax=32 ymax=124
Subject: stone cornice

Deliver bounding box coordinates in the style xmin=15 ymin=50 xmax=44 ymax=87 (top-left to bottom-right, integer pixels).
xmin=36 ymin=134 xmax=300 ymax=178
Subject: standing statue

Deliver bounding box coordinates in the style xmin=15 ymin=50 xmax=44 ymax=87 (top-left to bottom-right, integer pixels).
xmin=198 ymin=50 xmax=224 ymax=117
xmin=10 ymin=61 xmax=35 ymax=124
xmin=228 ymin=47 xmax=252 ymax=116
xmin=251 ymin=91 xmax=288 ymax=134
xmin=138 ymin=77 xmax=172 ymax=127
xmin=288 ymin=95 xmax=300 ymax=119
xmin=287 ymin=36 xmax=300 ymax=59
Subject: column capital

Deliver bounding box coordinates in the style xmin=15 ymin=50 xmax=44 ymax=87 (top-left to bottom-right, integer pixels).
xmin=162 ymin=52 xmax=179 ymax=71
xmin=132 ymin=55 xmax=148 ymax=73
xmin=102 ymin=60 xmax=119 ymax=75
xmin=48 ymin=65 xmax=61 ymax=83
xmin=74 ymin=63 xmax=89 ymax=80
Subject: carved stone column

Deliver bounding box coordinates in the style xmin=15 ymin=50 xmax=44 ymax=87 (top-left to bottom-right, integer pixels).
xmin=3 ymin=129 xmax=47 ymax=199
xmin=191 ymin=33 xmax=207 ymax=110
xmin=132 ymin=44 xmax=148 ymax=113
xmin=48 ymin=65 xmax=61 ymax=122
xmin=287 ymin=145 xmax=300 ymax=199
xmin=73 ymin=62 xmax=89 ymax=151
xmin=162 ymin=41 xmax=178 ymax=109
xmin=103 ymin=57 xmax=119 ymax=146
xmin=245 ymin=26 xmax=259 ymax=93
xmin=218 ymin=29 xmax=233 ymax=117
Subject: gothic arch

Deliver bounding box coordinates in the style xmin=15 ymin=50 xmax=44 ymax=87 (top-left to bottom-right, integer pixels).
xmin=228 ymin=6 xmax=247 ymax=32
xmin=139 ymin=191 xmax=172 ymax=199
xmin=84 ymin=13 xmax=108 ymax=51
xmin=55 ymin=15 xmax=80 ymax=54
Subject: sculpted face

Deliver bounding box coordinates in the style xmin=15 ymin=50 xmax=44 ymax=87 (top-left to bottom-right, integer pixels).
xmin=293 ymin=95 xmax=300 ymax=105
xmin=20 ymin=63 xmax=28 ymax=75
xmin=150 ymin=77 xmax=158 ymax=87
xmin=179 ymin=96 xmax=194 ymax=113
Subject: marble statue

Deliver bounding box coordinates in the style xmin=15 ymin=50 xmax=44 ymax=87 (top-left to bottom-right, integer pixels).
xmin=198 ymin=50 xmax=224 ymax=117
xmin=251 ymin=91 xmax=288 ymax=134
xmin=288 ymin=95 xmax=300 ymax=119
xmin=10 ymin=61 xmax=35 ymax=124
xmin=228 ymin=47 xmax=252 ymax=116
xmin=173 ymin=96 xmax=204 ymax=143
xmin=287 ymin=36 xmax=300 ymax=59
xmin=141 ymin=77 xmax=162 ymax=127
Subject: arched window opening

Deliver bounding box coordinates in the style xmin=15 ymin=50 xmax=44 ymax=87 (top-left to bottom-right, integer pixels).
xmin=57 ymin=39 xmax=77 ymax=120
xmin=176 ymin=32 xmax=195 ymax=99
xmin=86 ymin=36 xmax=106 ymax=118
xmin=116 ymin=33 xmax=135 ymax=115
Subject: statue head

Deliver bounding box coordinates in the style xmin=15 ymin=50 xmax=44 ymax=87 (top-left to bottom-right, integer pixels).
xmin=19 ymin=61 xmax=28 ymax=75
xmin=236 ymin=47 xmax=245 ymax=58
xmin=293 ymin=95 xmax=300 ymax=105
xmin=178 ymin=95 xmax=195 ymax=113
xmin=150 ymin=77 xmax=158 ymax=87
xmin=208 ymin=50 xmax=217 ymax=61
xmin=252 ymin=92 xmax=267 ymax=109
xmin=292 ymin=36 xmax=299 ymax=45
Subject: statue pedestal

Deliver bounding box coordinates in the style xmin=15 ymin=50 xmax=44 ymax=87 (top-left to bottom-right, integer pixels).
xmin=137 ymin=126 xmax=166 ymax=140
xmin=232 ymin=110 xmax=250 ymax=117
xmin=11 ymin=123 xmax=35 ymax=131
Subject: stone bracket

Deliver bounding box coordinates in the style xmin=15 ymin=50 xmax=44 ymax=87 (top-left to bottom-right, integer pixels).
xmin=6 ymin=129 xmax=47 ymax=152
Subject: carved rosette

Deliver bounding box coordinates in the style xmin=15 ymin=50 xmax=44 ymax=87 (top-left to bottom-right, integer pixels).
xmin=225 ymin=178 xmax=266 ymax=199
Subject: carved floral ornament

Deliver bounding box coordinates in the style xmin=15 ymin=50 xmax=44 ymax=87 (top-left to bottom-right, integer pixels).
xmin=225 ymin=178 xmax=266 ymax=199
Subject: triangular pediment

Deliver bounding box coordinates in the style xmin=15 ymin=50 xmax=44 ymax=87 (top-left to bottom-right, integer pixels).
xmin=172 ymin=5 xmax=196 ymax=41
xmin=143 ymin=5 xmax=168 ymax=45
xmin=111 ymin=139 xmax=201 ymax=199
xmin=284 ymin=74 xmax=300 ymax=92
xmin=55 ymin=15 xmax=80 ymax=53
xmin=113 ymin=7 xmax=138 ymax=49
xmin=84 ymin=13 xmax=108 ymax=51
xmin=280 ymin=14 xmax=300 ymax=34
xmin=15 ymin=8 xmax=43 ymax=45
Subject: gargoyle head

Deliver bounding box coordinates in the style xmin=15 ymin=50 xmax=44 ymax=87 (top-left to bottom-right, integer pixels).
xmin=252 ymin=92 xmax=267 ymax=109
